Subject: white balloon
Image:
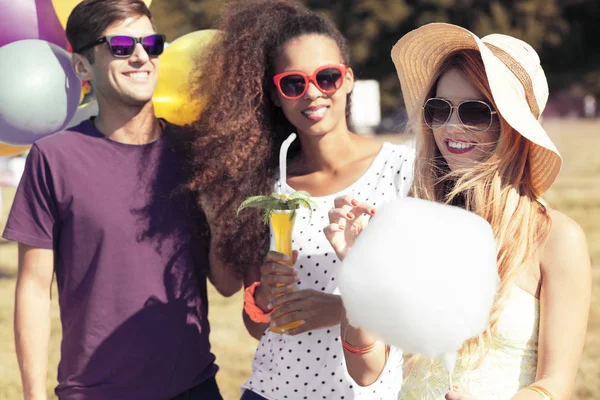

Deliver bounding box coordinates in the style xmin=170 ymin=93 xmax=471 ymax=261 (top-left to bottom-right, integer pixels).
xmin=338 ymin=198 xmax=498 ymax=361
xmin=0 ymin=39 xmax=81 ymax=146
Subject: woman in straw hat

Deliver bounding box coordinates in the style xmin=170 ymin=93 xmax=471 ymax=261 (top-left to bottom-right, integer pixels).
xmin=324 ymin=23 xmax=591 ymax=399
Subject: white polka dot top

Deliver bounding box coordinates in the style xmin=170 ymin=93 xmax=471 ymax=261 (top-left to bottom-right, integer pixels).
xmin=242 ymin=142 xmax=415 ymax=400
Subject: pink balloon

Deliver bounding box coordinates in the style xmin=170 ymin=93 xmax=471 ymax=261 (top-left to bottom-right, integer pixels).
xmin=0 ymin=0 xmax=67 ymax=48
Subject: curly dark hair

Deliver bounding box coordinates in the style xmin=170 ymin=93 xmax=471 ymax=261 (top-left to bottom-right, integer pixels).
xmin=181 ymin=0 xmax=352 ymax=276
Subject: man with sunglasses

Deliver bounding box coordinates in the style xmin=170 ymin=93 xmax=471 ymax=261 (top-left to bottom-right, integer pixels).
xmin=3 ymin=1 xmax=228 ymax=399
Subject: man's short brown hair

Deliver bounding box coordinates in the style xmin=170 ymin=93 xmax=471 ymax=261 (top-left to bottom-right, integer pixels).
xmin=66 ymin=0 xmax=154 ymax=61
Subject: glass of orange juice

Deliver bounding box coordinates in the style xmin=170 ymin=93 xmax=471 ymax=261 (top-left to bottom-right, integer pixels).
xmin=269 ymin=210 xmax=304 ymax=333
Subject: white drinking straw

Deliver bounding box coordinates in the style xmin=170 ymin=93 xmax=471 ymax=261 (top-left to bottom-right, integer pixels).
xmin=278 ymin=133 xmax=297 ymax=195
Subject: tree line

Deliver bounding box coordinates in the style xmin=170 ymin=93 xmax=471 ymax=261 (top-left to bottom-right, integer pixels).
xmin=151 ymin=0 xmax=600 ymax=114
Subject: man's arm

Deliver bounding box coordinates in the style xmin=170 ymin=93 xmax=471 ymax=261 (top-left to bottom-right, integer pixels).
xmin=14 ymin=243 xmax=54 ymax=400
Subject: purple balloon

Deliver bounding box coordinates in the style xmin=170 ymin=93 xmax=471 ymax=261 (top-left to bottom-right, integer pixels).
xmin=0 ymin=0 xmax=67 ymax=48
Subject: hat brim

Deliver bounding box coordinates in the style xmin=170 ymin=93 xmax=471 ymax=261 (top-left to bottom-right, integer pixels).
xmin=391 ymin=23 xmax=561 ymax=195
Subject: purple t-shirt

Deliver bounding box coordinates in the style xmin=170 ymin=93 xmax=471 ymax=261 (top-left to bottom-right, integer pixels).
xmin=3 ymin=120 xmax=218 ymax=400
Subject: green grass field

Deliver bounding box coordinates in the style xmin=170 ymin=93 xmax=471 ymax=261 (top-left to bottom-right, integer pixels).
xmin=0 ymin=119 xmax=598 ymax=399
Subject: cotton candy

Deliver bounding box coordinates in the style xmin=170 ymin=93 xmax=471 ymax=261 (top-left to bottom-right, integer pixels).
xmin=338 ymin=197 xmax=498 ymax=367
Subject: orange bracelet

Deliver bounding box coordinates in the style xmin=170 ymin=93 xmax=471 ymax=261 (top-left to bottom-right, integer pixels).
xmin=340 ymin=323 xmax=379 ymax=355
xmin=340 ymin=334 xmax=379 ymax=355
xmin=243 ymin=282 xmax=272 ymax=323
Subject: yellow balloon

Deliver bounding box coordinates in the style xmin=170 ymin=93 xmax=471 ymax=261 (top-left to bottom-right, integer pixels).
xmin=153 ymin=30 xmax=219 ymax=126
xmin=52 ymin=0 xmax=154 ymax=29
xmin=0 ymin=143 xmax=30 ymax=157
xmin=51 ymin=0 xmax=81 ymax=28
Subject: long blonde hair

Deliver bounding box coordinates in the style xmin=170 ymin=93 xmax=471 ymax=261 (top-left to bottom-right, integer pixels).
xmin=409 ymin=49 xmax=551 ymax=368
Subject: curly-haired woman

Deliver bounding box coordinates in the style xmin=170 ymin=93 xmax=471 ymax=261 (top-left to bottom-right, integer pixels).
xmin=182 ymin=1 xmax=414 ymax=399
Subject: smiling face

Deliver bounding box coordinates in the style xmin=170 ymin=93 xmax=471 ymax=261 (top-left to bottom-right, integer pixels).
xmin=74 ymin=15 xmax=159 ymax=108
xmin=272 ymin=34 xmax=354 ymax=137
xmin=432 ymin=68 xmax=500 ymax=171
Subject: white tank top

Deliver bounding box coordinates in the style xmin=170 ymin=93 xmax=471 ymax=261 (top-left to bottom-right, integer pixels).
xmin=399 ymin=285 xmax=540 ymax=399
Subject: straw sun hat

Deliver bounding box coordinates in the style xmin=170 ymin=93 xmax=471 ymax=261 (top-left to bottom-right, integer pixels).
xmin=391 ymin=23 xmax=562 ymax=196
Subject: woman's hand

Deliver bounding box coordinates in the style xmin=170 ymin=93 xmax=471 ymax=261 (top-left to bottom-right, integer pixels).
xmin=323 ymin=195 xmax=376 ymax=261
xmin=254 ymin=250 xmax=299 ymax=311
xmin=268 ymin=289 xmax=344 ymax=335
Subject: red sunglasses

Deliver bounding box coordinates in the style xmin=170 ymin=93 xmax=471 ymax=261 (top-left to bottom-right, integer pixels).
xmin=273 ymin=64 xmax=347 ymax=100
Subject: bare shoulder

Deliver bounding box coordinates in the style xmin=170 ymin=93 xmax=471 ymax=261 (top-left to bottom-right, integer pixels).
xmin=545 ymin=209 xmax=587 ymax=249
xmin=541 ymin=208 xmax=590 ymax=276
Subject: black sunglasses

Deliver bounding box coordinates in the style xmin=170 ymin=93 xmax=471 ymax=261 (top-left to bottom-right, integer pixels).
xmin=423 ymin=98 xmax=497 ymax=132
xmin=75 ymin=34 xmax=166 ymax=58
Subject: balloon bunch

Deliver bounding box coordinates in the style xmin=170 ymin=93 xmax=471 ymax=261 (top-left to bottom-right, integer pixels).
xmin=0 ymin=0 xmax=217 ymax=156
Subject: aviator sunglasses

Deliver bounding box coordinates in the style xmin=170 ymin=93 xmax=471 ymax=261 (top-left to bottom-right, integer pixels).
xmin=273 ymin=64 xmax=347 ymax=100
xmin=423 ymin=98 xmax=497 ymax=132
xmin=75 ymin=34 xmax=166 ymax=58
